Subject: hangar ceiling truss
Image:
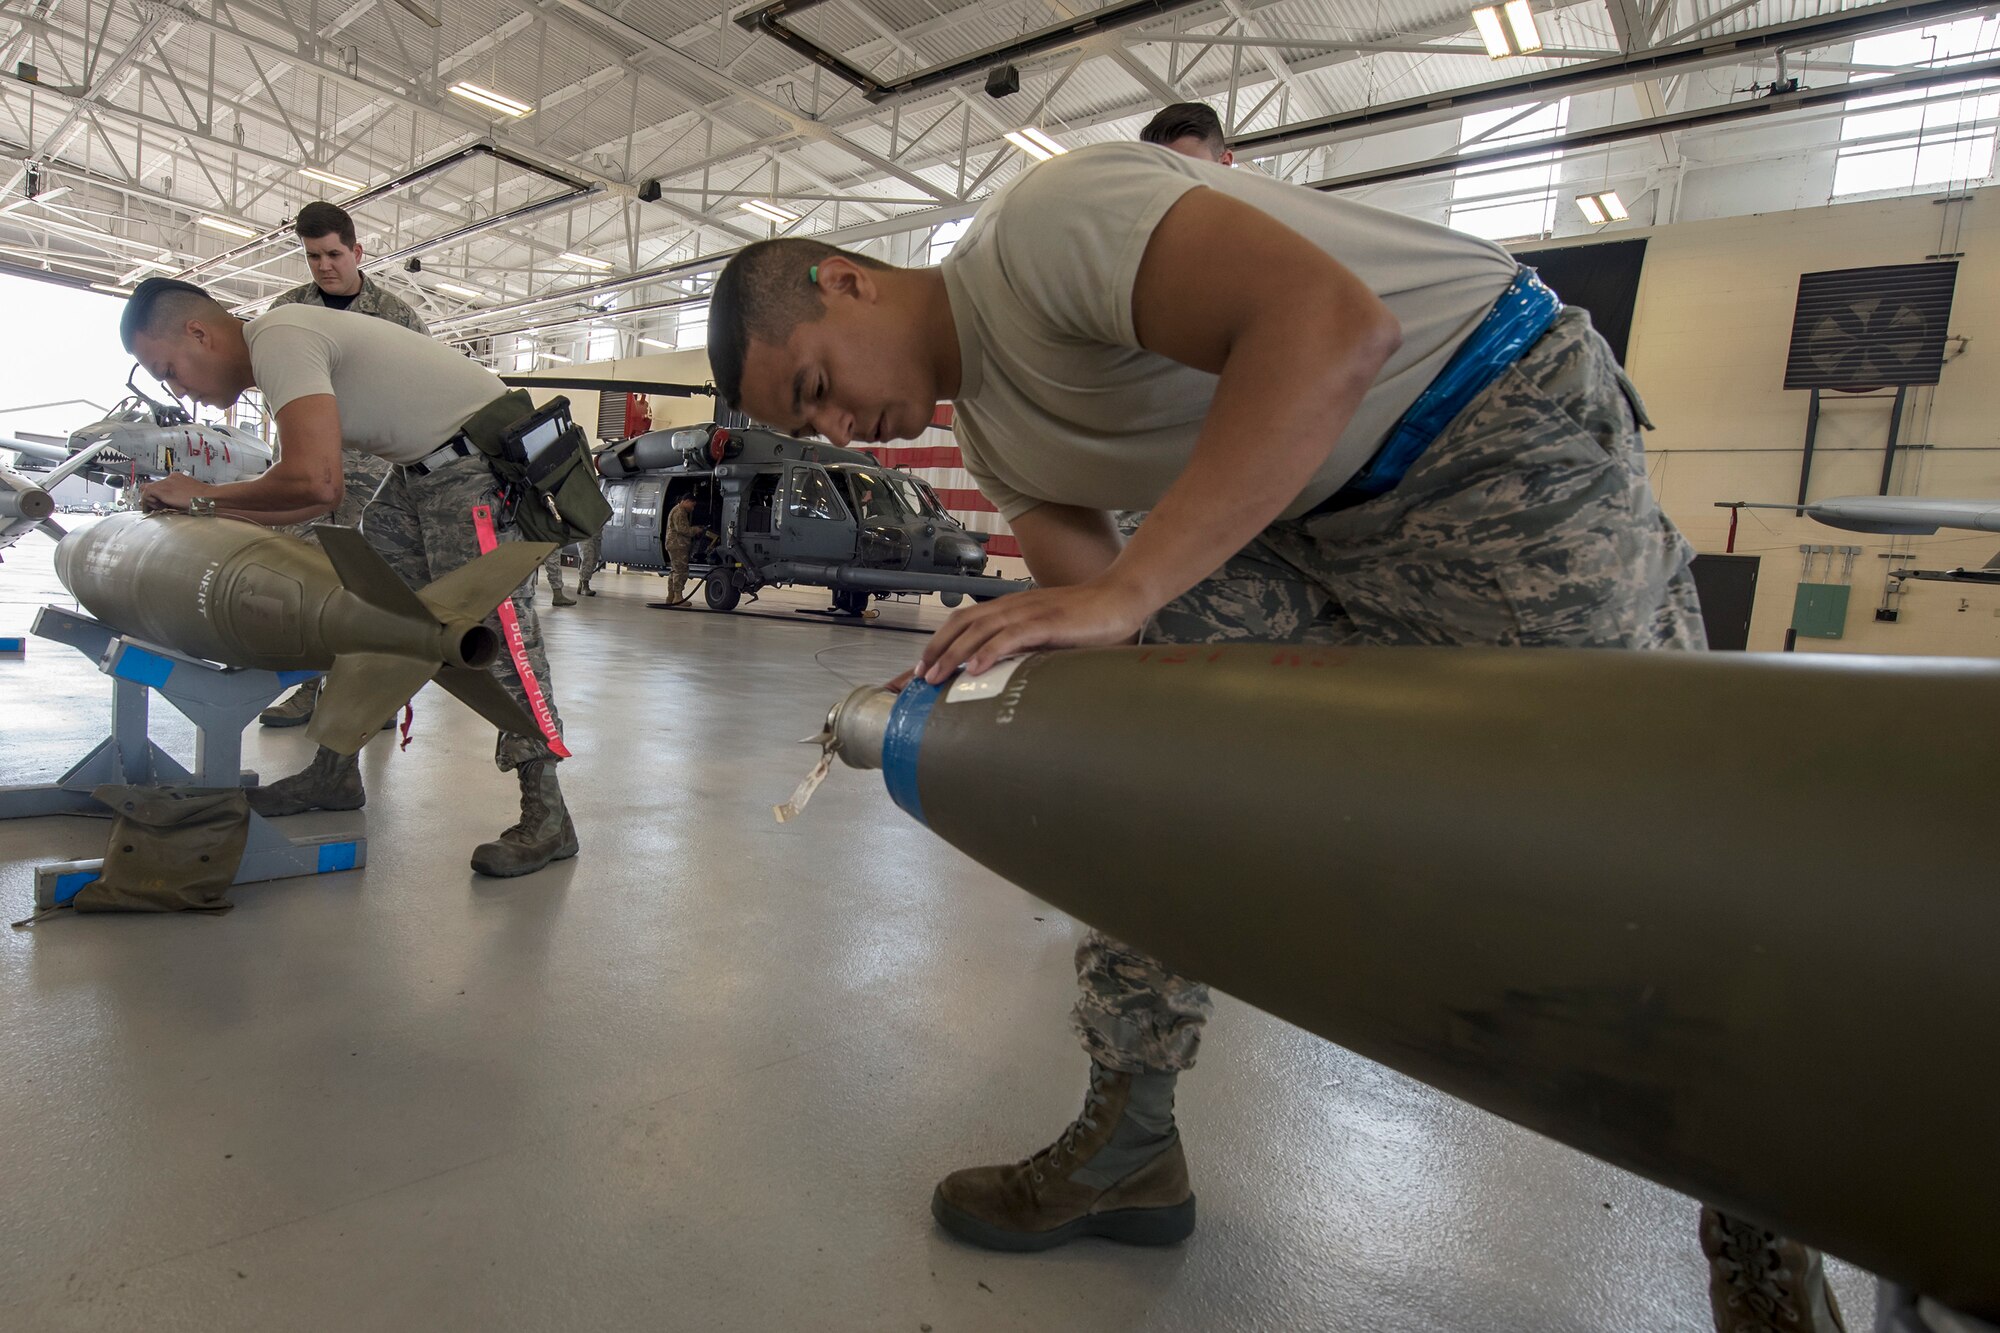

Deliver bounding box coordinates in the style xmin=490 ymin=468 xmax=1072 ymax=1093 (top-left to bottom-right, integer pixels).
xmin=0 ymin=0 xmax=1994 ymax=360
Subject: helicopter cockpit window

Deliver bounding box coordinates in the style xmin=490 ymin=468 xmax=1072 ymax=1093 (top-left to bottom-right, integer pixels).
xmin=845 ymin=470 xmax=903 ymax=522
xmin=788 ymin=468 xmax=848 ymax=522
xmin=886 ymin=474 xmax=946 ymax=520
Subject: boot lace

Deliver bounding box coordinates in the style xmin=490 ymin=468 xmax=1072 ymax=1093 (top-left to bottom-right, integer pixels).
xmin=1026 ymin=1073 xmax=1112 ymax=1186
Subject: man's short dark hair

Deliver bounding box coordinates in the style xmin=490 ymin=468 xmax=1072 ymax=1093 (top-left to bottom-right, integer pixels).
xmin=1140 ymin=102 xmax=1226 ymax=154
xmin=707 ymin=238 xmax=889 ymax=409
xmin=120 ymin=277 xmax=227 ymax=353
xmin=295 ymin=200 xmax=357 ymax=247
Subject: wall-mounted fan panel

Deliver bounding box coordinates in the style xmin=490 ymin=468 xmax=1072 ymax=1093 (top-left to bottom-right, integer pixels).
xmin=1783 ymin=262 xmax=1957 ymax=392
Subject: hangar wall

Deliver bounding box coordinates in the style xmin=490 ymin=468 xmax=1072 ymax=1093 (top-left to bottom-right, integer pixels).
xmin=1620 ymin=185 xmax=2000 ymax=656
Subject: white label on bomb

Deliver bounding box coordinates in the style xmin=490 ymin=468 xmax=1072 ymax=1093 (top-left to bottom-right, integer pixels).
xmin=946 ymin=655 xmax=1027 ymax=704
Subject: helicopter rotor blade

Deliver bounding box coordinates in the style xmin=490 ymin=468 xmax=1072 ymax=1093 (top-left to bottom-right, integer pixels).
xmin=498 ymin=374 xmax=711 ymax=398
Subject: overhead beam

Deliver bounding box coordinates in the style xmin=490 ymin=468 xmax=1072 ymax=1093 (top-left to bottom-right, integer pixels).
xmin=532 ymin=0 xmax=956 ymax=203
xmin=1230 ymin=0 xmax=2000 ymax=157
xmin=1304 ymin=53 xmax=2000 ymax=192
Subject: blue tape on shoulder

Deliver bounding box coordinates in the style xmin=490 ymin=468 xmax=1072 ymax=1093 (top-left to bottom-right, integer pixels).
xmin=316 ymin=842 xmax=358 ymax=873
xmin=881 ymin=681 xmax=940 ymax=827
xmin=112 ymin=645 xmax=174 ymax=688
xmin=276 ymin=669 xmax=322 ymax=687
xmin=54 ymin=870 xmax=100 ymax=905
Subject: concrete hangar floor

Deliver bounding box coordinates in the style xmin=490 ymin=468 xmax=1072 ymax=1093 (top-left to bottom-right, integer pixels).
xmin=0 ymin=537 xmax=1876 ymax=1332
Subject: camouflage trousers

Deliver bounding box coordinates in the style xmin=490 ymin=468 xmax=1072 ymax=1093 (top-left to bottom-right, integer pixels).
xmin=665 ymin=539 xmax=694 ymax=604
xmin=362 ymin=453 xmax=567 ymax=773
xmin=1077 ymin=306 xmax=1706 ymax=1074
xmin=536 ymin=530 xmax=603 ymax=596
xmin=281 ymin=448 xmax=392 ymax=540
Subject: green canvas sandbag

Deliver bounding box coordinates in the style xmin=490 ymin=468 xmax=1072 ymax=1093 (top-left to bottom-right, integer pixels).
xmin=73 ymin=784 xmax=251 ymax=913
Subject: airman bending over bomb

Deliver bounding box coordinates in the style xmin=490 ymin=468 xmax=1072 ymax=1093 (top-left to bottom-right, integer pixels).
xmin=121 ymin=277 xmax=578 ymax=879
xmin=260 ymin=200 xmax=433 ymax=731
xmin=708 ymin=141 xmax=1855 ymax=1332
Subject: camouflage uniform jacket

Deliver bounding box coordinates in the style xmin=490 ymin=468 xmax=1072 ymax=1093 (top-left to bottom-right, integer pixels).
xmin=268 ymin=272 xmax=428 ymax=529
xmin=666 ymin=505 xmax=706 ymax=550
xmin=271 ymin=272 xmax=430 ymax=335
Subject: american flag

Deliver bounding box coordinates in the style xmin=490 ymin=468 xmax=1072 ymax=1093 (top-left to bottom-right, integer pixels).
xmin=869 ymin=405 xmax=1021 ymax=558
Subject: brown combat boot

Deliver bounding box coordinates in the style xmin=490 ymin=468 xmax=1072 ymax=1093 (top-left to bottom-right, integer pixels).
xmin=1700 ymin=1206 xmax=1848 ymax=1333
xmin=932 ymin=1063 xmax=1196 ymax=1252
xmin=259 ymin=677 xmax=321 ymax=727
xmin=470 ymin=761 xmax=579 ymax=878
xmin=245 ymin=746 xmax=364 ymax=816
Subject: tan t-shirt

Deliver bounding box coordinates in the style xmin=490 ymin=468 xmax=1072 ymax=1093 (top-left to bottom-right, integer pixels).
xmin=245 ymin=304 xmax=506 ymax=465
xmin=940 ymin=142 xmax=1522 ymax=521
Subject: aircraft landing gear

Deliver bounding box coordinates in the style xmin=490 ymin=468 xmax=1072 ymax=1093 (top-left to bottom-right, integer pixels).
xmin=705 ymin=571 xmax=742 ymax=611
xmin=832 ymin=589 xmax=870 ymax=617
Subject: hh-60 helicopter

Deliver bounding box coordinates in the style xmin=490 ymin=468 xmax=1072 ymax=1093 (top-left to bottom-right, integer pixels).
xmin=1 ymin=370 xmax=275 ymax=557
xmin=590 ymin=418 xmax=1029 ymax=614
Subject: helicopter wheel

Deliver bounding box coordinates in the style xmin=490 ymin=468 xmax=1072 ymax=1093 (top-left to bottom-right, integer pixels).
xmin=832 ymin=589 xmax=870 ymax=616
xmin=704 ymin=571 xmax=742 ymax=612
xmin=939 ymin=591 xmax=964 ymax=608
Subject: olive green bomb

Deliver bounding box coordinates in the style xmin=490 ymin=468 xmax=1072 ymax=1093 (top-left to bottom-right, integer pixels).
xmin=56 ymin=511 xmax=552 ymax=754
xmin=827 ymin=644 xmax=2000 ymax=1317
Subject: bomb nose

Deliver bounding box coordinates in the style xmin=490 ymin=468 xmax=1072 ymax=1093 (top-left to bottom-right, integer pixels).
xmin=828 ymin=686 xmax=897 ymax=770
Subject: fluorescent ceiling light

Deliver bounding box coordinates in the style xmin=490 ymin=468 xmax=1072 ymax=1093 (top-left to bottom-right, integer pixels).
xmin=1575 ymin=190 xmax=1628 ymax=224
xmin=90 ymin=282 xmax=134 ymax=296
xmin=198 ymin=215 xmax=258 ymax=238
xmin=560 ymin=250 xmax=613 ymax=271
xmin=1004 ymin=127 xmax=1067 ymax=161
xmin=435 ymin=280 xmax=485 ymax=299
xmin=639 ymin=337 xmax=675 ymax=351
xmin=738 ymin=199 xmax=799 ymax=225
xmin=133 ymin=256 xmax=178 ymax=272
xmin=540 ymin=350 xmax=571 ymax=363
xmin=1503 ymin=0 xmax=1543 ymax=54
xmin=448 ymin=82 xmax=532 ymax=117
xmin=300 ymin=167 xmax=364 ymax=192
xmin=1475 ymin=2 xmax=1541 ymax=57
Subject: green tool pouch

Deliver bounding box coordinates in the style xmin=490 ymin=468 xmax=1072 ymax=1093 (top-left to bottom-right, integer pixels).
xmin=10 ymin=785 xmax=251 ymax=925
xmin=456 ymin=391 xmax=611 ymax=546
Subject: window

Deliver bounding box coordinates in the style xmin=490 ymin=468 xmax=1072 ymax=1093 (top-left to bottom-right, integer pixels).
xmin=1448 ymin=99 xmax=1570 ymax=241
xmin=886 ymin=473 xmax=946 ymax=519
xmin=787 ymin=467 xmax=847 ymax=521
xmin=677 ymin=302 xmax=709 ymax=350
xmin=927 ymin=218 xmax=970 ymax=264
xmin=1832 ymin=17 xmax=2000 ymax=197
xmin=842 ymin=468 xmax=907 ymax=521
xmin=230 ymin=388 xmax=267 ymax=436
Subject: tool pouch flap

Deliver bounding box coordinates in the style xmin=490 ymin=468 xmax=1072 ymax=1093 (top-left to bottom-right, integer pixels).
xmin=76 ymin=784 xmax=251 ymax=913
